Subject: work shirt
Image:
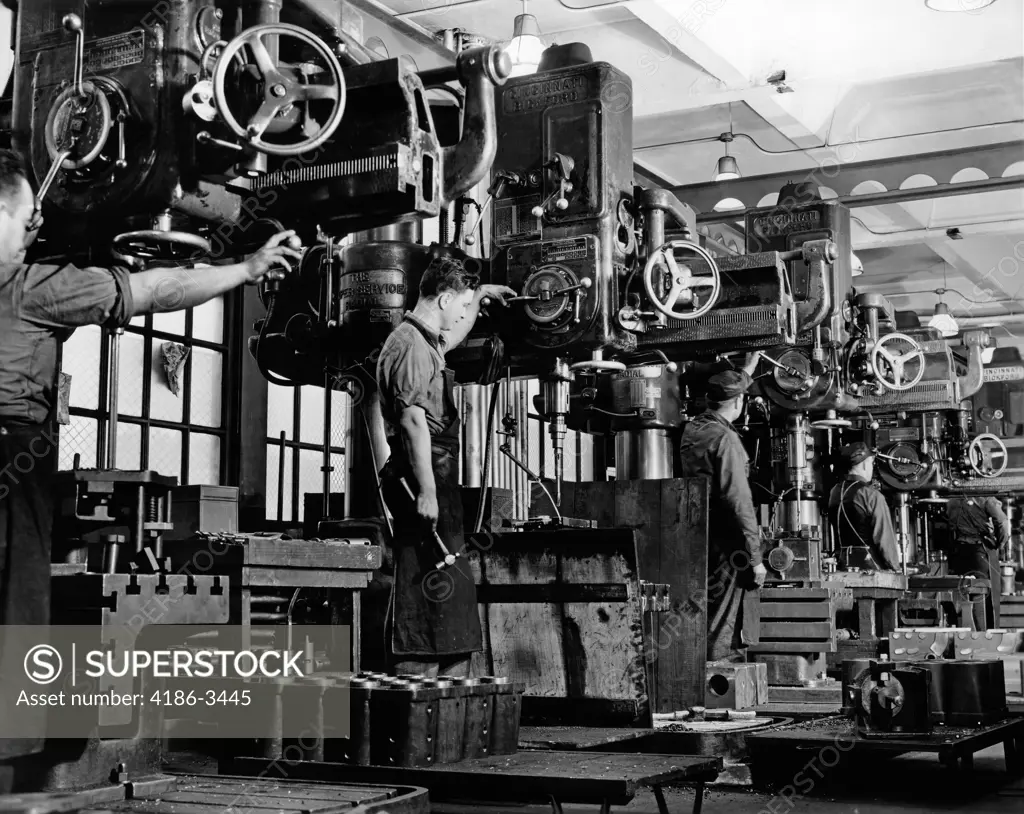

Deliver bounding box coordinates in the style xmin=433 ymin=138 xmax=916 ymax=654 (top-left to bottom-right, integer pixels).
xmin=945 ymin=497 xmax=1010 ymax=550
xmin=827 ymin=475 xmax=901 ymax=571
xmin=678 ymin=410 xmax=762 ymax=567
xmin=376 ymin=311 xmax=458 ymax=453
xmin=0 ymin=263 xmax=134 ymax=425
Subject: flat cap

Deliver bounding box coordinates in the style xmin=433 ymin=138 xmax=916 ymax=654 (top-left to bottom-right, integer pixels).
xmin=707 ymin=370 xmax=753 ymax=401
xmin=839 ymin=441 xmax=873 ymax=465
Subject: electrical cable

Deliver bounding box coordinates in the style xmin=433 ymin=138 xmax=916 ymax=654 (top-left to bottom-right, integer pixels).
xmin=256 ymin=296 xmax=301 ymax=388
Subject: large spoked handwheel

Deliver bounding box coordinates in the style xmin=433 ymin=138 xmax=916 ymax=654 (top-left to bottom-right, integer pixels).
xmin=871 ymin=333 xmax=926 ymax=392
xmin=968 ymin=433 xmax=1008 ymax=479
xmin=112 ymin=230 xmax=211 ymax=267
xmin=212 ymin=23 xmax=346 ymax=157
xmin=643 ymin=240 xmax=721 ymax=321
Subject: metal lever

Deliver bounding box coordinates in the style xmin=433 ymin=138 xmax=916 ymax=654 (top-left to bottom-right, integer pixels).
xmin=63 ymin=14 xmax=85 ymax=98
xmin=465 ymin=171 xmax=521 ymax=247
xmin=37 ymin=149 xmax=73 ymax=203
xmin=507 ymin=278 xmax=593 ymax=304
xmin=399 ymin=478 xmax=460 ymax=571
xmin=874 ymin=450 xmax=927 ymax=469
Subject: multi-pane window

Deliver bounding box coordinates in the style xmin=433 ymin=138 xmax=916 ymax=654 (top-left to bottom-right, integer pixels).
xmin=265 ymin=384 xmax=348 ymax=523
xmin=58 ymin=296 xmax=230 ymax=484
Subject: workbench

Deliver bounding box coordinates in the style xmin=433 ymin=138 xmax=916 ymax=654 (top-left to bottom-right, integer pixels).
xmin=169 ymin=533 xmax=382 ymax=671
xmin=228 ymin=751 xmax=722 ymax=814
xmin=0 ymin=774 xmax=428 ymax=814
xmin=747 ymin=716 xmax=1024 ymax=790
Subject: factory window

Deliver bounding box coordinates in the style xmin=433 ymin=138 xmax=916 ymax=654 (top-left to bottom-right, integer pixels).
xmin=58 ymin=296 xmax=230 ymax=485
xmin=265 ymin=385 xmax=349 ymax=524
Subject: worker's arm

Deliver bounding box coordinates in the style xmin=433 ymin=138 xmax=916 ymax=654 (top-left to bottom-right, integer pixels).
xmin=444 ymin=284 xmax=516 ymax=349
xmin=398 ymin=406 xmax=438 ymax=528
xmin=863 ymin=489 xmax=901 ymax=571
xmin=985 ymin=497 xmax=1011 ymax=549
xmin=714 ymin=434 xmax=763 ymax=571
xmin=129 ymin=231 xmax=302 ymax=314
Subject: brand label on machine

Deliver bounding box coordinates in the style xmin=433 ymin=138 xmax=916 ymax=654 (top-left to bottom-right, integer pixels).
xmin=84 ymin=31 xmax=146 ymax=72
xmin=614 ymin=367 xmax=661 ymax=380
xmin=751 ymin=210 xmax=821 ymax=238
xmin=503 ymin=74 xmax=589 ymax=114
xmin=983 ymin=365 xmax=1024 ymax=383
xmin=541 ymin=237 xmax=589 ymax=263
xmin=339 ymin=271 xmax=407 ymax=310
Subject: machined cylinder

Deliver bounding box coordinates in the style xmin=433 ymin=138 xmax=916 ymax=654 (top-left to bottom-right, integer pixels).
xmin=461 ymin=384 xmax=487 ymax=489
xmin=615 ymin=430 xmax=672 ymax=481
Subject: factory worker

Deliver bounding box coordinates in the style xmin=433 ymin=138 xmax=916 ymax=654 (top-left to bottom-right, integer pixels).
xmin=678 ymin=360 xmax=766 ymax=662
xmin=0 ymin=148 xmax=301 ymax=770
xmin=827 ymin=442 xmax=900 ymax=572
xmin=943 ymin=495 xmax=1009 ymax=631
xmin=376 ymin=254 xmax=514 ymax=678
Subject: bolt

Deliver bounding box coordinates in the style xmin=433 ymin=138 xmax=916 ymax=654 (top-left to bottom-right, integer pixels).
xmin=271 ymin=84 xmax=287 ymax=98
xmin=215 ymin=8 xmax=223 ymax=19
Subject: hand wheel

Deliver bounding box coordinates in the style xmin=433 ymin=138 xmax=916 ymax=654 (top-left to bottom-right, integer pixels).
xmin=212 ymin=23 xmax=346 ymax=156
xmin=870 ymin=333 xmax=926 ymax=391
xmin=643 ymin=239 xmax=721 ymax=320
xmin=112 ymin=230 xmax=212 ymax=267
xmin=967 ymin=433 xmax=1008 ymax=479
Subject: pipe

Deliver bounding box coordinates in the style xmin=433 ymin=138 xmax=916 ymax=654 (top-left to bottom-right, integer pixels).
xmin=636 ymin=188 xmax=695 ymax=237
xmin=106 ymin=329 xmax=122 ymax=469
xmin=440 ymin=45 xmax=511 ymax=205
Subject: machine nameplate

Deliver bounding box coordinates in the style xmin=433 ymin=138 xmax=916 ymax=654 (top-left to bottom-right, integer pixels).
xmin=751 ymin=210 xmax=821 ymax=239
xmin=84 ymin=31 xmax=146 ymax=72
xmin=369 ymin=309 xmax=391 ymax=323
xmin=983 ymin=365 xmax=1024 ymax=383
xmin=886 ymin=428 xmax=920 ymax=442
xmin=503 ymin=75 xmax=589 ymax=114
xmin=614 ymin=367 xmax=661 ymax=380
xmin=541 ymin=237 xmax=589 ymax=263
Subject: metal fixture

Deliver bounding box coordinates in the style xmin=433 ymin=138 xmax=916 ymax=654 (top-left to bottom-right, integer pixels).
xmin=713 ymin=133 xmax=739 ymax=182
xmin=925 ymin=0 xmax=997 ymax=10
xmin=928 ymin=302 xmax=959 ymax=337
xmin=507 ymin=0 xmax=544 ymax=77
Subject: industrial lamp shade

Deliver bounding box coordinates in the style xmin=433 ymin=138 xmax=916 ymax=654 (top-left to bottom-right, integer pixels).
xmin=851 ymin=252 xmax=864 ymax=277
xmin=925 ymin=0 xmax=996 ymax=11
xmin=713 ymin=154 xmax=740 ymax=182
xmin=927 ymin=302 xmax=959 ymax=337
xmin=507 ymin=14 xmax=544 ymax=77
xmin=982 ymin=346 xmax=996 ymax=364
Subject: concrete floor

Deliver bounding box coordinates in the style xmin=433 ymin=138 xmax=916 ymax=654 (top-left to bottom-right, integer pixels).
xmin=432 ymin=744 xmax=1024 ymax=814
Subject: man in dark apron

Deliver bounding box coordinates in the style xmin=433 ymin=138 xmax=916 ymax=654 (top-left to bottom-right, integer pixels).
xmin=376 ymin=256 xmax=513 ymax=677
xmin=944 ymin=495 xmax=1009 ymax=630
xmin=827 ymin=442 xmax=900 ymax=572
xmin=678 ymin=366 xmax=767 ymax=662
xmin=0 ymin=149 xmax=301 ymax=778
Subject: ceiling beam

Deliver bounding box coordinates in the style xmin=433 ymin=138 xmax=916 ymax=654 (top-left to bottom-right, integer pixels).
xmin=626 ymin=0 xmax=825 ymax=148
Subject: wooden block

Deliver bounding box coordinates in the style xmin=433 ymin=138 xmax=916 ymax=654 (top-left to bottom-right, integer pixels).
xmin=705 ymin=661 xmax=768 ymax=710
xmin=827 ymin=572 xmax=908 ymax=591
xmin=757 ymin=602 xmax=832 ymax=620
xmin=759 ymin=621 xmax=833 ymax=639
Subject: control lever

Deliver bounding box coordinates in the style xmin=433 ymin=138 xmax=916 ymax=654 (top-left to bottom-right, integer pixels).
xmin=531 ymin=153 xmax=575 ymax=218
xmin=37 ymin=150 xmax=73 ymax=203
xmin=874 ymin=450 xmax=927 ymax=469
xmin=507 ymin=278 xmax=593 ymax=303
xmin=63 ymin=14 xmax=85 ymax=98
xmin=399 ymin=478 xmax=460 ymax=571
xmin=465 ymin=170 xmax=522 ymax=246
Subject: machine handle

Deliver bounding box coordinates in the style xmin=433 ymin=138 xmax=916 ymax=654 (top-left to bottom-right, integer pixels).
xmin=399 ymin=478 xmax=459 ymax=570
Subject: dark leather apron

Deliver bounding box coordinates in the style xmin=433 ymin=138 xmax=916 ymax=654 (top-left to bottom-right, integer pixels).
xmin=379 ymin=320 xmax=482 ymax=658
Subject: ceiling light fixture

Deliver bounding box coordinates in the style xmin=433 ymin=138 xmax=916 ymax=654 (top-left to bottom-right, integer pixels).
xmin=928 ymin=302 xmax=959 ymax=337
xmin=507 ymin=0 xmax=544 ymax=78
xmin=925 ymin=0 xmax=997 ymax=10
xmin=851 ymin=252 xmax=864 ymax=277
xmin=982 ymin=346 xmax=996 ymax=364
xmin=713 ymin=103 xmax=740 ymax=182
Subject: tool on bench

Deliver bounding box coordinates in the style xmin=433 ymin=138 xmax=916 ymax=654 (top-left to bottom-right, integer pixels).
xmin=399 ymin=477 xmax=460 ymax=571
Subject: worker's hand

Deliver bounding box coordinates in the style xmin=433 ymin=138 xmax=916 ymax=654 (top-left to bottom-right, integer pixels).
xmin=243 ymin=230 xmax=304 ymax=284
xmin=477 ymin=284 xmax=518 ymax=307
xmin=752 ymin=563 xmax=768 ymax=588
xmin=416 ymin=491 xmax=440 ymax=532
xmin=743 ymin=351 xmax=763 ymax=376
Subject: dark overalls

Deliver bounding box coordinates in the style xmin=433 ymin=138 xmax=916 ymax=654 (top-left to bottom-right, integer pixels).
xmin=827 ymin=478 xmax=900 ymax=572
xmin=377 ymin=316 xmax=482 ymax=669
xmin=945 ymin=497 xmax=1003 ymax=630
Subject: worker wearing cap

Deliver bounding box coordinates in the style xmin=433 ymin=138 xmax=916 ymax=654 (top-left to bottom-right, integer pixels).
xmin=827 ymin=443 xmax=900 ymax=571
xmin=678 ymin=355 xmax=766 ymax=662
xmin=943 ymin=496 xmax=1009 ymax=631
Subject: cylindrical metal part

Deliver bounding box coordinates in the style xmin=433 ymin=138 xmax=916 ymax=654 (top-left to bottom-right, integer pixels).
xmin=609 ymin=365 xmax=680 ymax=430
xmin=134 ymin=485 xmax=146 ymax=553
xmin=106 ymin=329 xmax=122 ymax=469
xmin=896 ymin=493 xmax=911 ymax=574
xmin=615 ymin=430 xmax=672 ymax=481
xmin=782 ymin=500 xmax=821 ymax=534
xmin=461 ymin=384 xmax=486 ymax=489
xmin=323 ymin=371 xmax=333 ymax=518
xmin=350 ymin=217 xmax=424 ymax=244
xmin=1002 ymin=564 xmax=1016 ymax=596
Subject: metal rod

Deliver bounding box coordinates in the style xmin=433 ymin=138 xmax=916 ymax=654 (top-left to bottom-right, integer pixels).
xmin=498 ymin=446 xmax=562 ymax=525
xmin=277 ymin=431 xmax=286 ymax=522
xmin=323 ymin=370 xmax=332 ymax=518
xmin=106 ymin=329 xmax=122 ymax=469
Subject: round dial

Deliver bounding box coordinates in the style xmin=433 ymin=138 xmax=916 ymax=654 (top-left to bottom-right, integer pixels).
xmin=884 ymin=443 xmax=924 ymax=480
xmin=773 ymin=349 xmax=816 ymax=394
xmin=522 ymin=265 xmax=577 ymax=326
